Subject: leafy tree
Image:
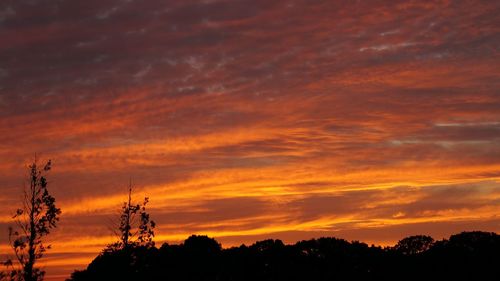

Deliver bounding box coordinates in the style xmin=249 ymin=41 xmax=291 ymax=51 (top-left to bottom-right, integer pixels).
xmin=394 ymin=235 xmax=435 ymax=255
xmin=184 ymin=235 xmax=222 ymax=255
xmin=107 ymin=182 xmax=155 ymax=251
xmin=2 ymin=159 xmax=61 ymax=281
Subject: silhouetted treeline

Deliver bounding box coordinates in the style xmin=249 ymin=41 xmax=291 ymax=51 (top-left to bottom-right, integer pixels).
xmin=67 ymin=231 xmax=499 ymax=281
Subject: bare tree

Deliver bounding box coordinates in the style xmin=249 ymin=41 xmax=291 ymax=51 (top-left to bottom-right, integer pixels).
xmin=2 ymin=158 xmax=61 ymax=281
xmin=107 ymin=181 xmax=155 ymax=251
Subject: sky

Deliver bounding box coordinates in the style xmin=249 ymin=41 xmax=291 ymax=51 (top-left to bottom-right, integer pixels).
xmin=0 ymin=0 xmax=499 ymax=280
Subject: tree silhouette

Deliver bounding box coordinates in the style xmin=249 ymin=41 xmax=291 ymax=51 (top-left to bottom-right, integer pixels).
xmin=67 ymin=231 xmax=500 ymax=281
xmin=394 ymin=235 xmax=435 ymax=255
xmin=107 ymin=181 xmax=155 ymax=251
xmin=2 ymin=159 xmax=61 ymax=281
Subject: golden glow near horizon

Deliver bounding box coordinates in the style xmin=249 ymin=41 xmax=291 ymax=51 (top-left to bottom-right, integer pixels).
xmin=1 ymin=1 xmax=499 ymax=280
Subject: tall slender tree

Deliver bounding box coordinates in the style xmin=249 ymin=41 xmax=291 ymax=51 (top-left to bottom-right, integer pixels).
xmin=3 ymin=158 xmax=61 ymax=281
xmin=108 ymin=181 xmax=155 ymax=251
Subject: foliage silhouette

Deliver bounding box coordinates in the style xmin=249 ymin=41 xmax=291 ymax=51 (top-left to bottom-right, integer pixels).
xmin=106 ymin=181 xmax=155 ymax=251
xmin=394 ymin=235 xmax=434 ymax=255
xmin=1 ymin=159 xmax=61 ymax=281
xmin=67 ymin=231 xmax=500 ymax=281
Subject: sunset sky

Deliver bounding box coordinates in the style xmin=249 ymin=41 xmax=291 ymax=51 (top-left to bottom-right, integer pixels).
xmin=1 ymin=0 xmax=499 ymax=280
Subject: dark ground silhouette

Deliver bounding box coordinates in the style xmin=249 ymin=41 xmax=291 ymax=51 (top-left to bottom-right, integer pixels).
xmin=67 ymin=231 xmax=499 ymax=281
